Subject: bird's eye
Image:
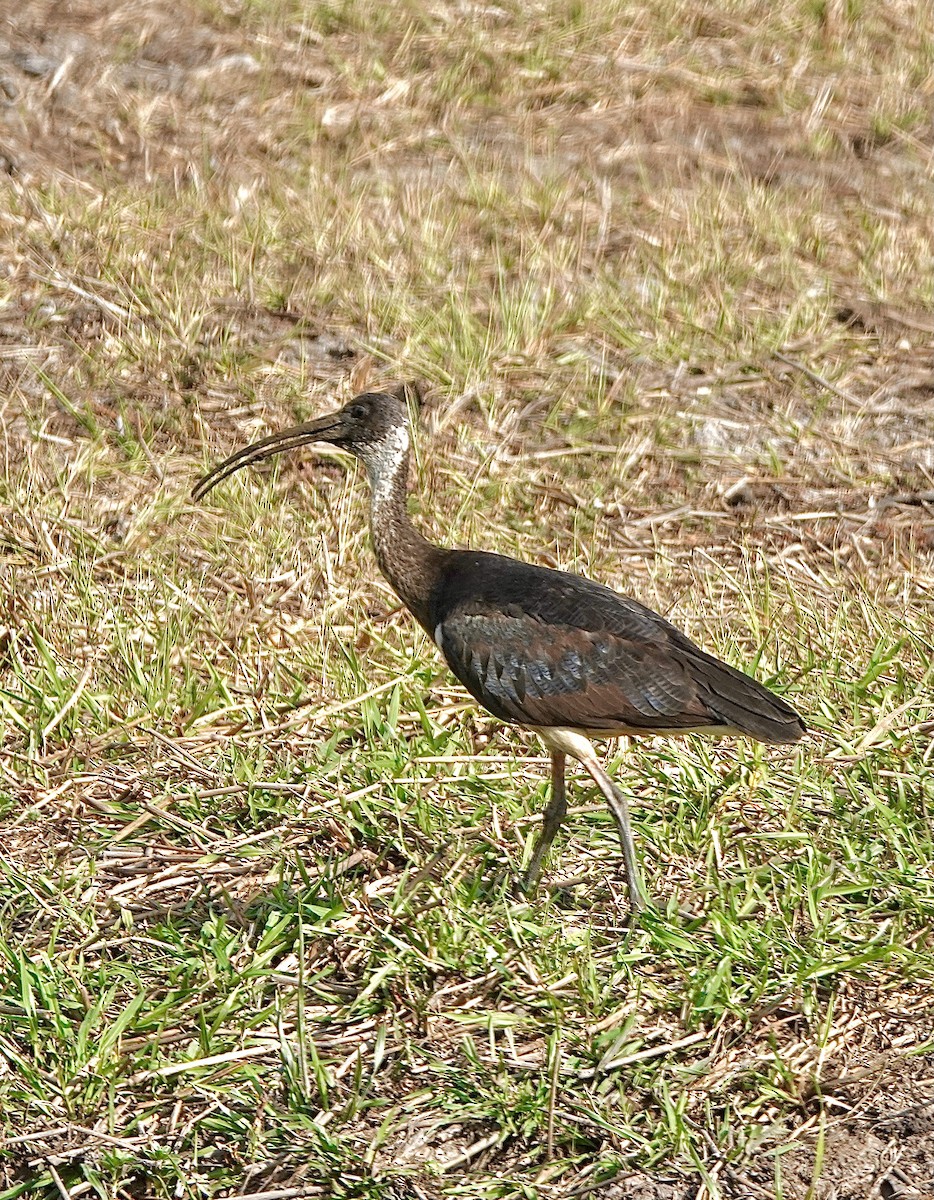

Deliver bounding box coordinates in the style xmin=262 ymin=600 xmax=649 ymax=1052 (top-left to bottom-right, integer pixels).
xmin=349 ymin=403 xmax=367 ymax=420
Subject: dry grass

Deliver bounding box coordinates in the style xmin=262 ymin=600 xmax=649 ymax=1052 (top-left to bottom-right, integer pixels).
xmin=1 ymin=1 xmax=933 ymax=1197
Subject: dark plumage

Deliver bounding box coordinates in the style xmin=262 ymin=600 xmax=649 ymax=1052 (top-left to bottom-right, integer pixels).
xmin=431 ymin=552 xmax=802 ymax=742
xmin=194 ymin=385 xmax=805 ymax=912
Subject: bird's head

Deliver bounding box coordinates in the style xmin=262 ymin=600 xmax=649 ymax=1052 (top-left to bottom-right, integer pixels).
xmin=192 ymin=383 xmax=420 ymax=501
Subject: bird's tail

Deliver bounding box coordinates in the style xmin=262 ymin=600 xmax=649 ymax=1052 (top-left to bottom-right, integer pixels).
xmin=690 ymin=649 xmax=806 ymax=744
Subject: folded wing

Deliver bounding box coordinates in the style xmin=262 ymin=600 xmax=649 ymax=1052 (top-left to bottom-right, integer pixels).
xmin=431 ymin=553 xmax=804 ymax=744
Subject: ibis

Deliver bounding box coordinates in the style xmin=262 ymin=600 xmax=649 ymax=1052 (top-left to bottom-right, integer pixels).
xmin=193 ymin=385 xmax=805 ymax=911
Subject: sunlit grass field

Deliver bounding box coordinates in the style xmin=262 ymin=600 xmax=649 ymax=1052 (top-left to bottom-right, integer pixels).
xmin=1 ymin=1 xmax=933 ymax=1196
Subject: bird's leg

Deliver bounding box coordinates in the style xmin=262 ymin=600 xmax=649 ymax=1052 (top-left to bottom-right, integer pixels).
xmin=573 ymin=743 xmax=649 ymax=913
xmin=523 ymin=751 xmax=567 ymax=891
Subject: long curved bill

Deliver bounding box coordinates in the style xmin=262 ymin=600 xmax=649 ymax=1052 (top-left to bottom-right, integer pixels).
xmin=192 ymin=413 xmax=343 ymax=502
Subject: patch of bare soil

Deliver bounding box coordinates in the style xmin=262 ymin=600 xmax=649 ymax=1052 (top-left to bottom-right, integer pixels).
xmin=760 ymin=1057 xmax=934 ymax=1200
xmin=0 ymin=0 xmax=330 ymax=185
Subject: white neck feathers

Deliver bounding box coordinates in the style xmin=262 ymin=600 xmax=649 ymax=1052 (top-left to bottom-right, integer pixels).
xmin=366 ymin=423 xmax=410 ymax=509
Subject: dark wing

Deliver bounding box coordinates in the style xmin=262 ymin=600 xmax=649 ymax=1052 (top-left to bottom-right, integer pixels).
xmin=430 ymin=552 xmax=805 ymax=743
xmin=436 ymin=608 xmax=712 ymax=732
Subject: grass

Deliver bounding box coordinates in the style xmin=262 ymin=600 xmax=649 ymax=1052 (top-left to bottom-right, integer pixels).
xmin=1 ymin=0 xmax=934 ymax=1196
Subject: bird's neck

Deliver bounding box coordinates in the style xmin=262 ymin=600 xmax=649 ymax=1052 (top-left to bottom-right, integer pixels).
xmin=364 ymin=430 xmax=447 ymax=631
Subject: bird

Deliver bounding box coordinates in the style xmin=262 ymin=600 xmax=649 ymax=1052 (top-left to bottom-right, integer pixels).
xmin=193 ymin=384 xmax=805 ymax=912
